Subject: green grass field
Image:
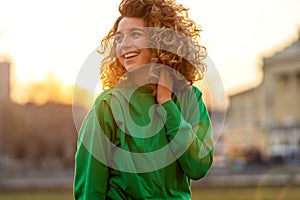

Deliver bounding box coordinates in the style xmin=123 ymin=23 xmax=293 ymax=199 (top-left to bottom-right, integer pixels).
xmin=0 ymin=186 xmax=300 ymax=200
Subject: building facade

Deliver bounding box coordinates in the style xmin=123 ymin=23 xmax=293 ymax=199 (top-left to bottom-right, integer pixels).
xmin=0 ymin=61 xmax=10 ymax=101
xmin=226 ymin=36 xmax=300 ymax=162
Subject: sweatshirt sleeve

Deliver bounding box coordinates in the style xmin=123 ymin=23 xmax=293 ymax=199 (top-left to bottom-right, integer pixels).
xmin=74 ymin=98 xmax=115 ymax=200
xmin=160 ymin=86 xmax=214 ymax=180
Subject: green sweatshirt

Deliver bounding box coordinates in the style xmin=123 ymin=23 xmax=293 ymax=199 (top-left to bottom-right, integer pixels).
xmin=74 ymin=83 xmax=214 ymax=200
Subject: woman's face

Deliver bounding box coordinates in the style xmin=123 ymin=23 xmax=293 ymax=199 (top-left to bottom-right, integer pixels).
xmin=115 ymin=17 xmax=152 ymax=72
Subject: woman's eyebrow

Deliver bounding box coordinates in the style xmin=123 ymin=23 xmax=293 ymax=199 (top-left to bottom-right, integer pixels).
xmin=115 ymin=28 xmax=145 ymax=35
xmin=130 ymin=28 xmax=145 ymax=32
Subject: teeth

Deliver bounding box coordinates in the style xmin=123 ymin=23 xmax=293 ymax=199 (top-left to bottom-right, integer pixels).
xmin=124 ymin=52 xmax=139 ymax=59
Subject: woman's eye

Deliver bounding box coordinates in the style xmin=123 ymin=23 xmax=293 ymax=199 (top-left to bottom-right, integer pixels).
xmin=131 ymin=31 xmax=142 ymax=38
xmin=114 ymin=35 xmax=123 ymax=43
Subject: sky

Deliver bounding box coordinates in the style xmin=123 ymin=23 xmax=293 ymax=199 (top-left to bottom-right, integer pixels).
xmin=0 ymin=0 xmax=300 ymax=104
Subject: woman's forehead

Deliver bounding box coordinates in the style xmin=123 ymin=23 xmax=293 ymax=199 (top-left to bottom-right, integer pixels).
xmin=117 ymin=17 xmax=145 ymax=33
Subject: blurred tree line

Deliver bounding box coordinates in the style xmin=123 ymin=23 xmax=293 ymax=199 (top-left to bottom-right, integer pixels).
xmin=0 ymin=99 xmax=86 ymax=172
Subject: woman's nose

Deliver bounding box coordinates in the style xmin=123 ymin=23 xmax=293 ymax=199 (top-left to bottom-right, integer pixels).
xmin=120 ymin=35 xmax=133 ymax=47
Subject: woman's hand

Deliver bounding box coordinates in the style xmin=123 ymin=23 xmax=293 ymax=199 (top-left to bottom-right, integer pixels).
xmin=157 ymin=69 xmax=173 ymax=104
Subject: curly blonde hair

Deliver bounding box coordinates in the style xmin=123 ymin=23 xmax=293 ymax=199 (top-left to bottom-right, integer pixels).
xmin=99 ymin=0 xmax=207 ymax=90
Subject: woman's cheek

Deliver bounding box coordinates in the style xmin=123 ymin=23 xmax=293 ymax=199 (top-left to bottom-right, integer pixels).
xmin=115 ymin=47 xmax=124 ymax=66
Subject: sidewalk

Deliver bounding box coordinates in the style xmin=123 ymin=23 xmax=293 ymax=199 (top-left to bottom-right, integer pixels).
xmin=193 ymin=163 xmax=300 ymax=187
xmin=1 ymin=164 xmax=300 ymax=190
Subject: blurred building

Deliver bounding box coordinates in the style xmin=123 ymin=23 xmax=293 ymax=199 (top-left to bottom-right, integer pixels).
xmin=225 ymin=34 xmax=300 ymax=163
xmin=0 ymin=61 xmax=10 ymax=101
xmin=0 ymin=61 xmax=86 ymax=182
xmin=0 ymin=61 xmax=11 ymax=170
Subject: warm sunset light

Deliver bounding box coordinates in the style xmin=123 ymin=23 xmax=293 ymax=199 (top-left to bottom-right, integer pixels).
xmin=0 ymin=0 xmax=299 ymax=105
xmin=1 ymin=0 xmax=300 ymax=197
xmin=12 ymin=72 xmax=73 ymax=105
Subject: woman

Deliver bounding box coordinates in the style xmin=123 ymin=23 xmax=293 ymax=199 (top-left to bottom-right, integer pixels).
xmin=74 ymin=0 xmax=214 ymax=199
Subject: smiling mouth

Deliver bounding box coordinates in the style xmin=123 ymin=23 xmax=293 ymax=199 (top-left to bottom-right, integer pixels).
xmin=123 ymin=51 xmax=140 ymax=59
